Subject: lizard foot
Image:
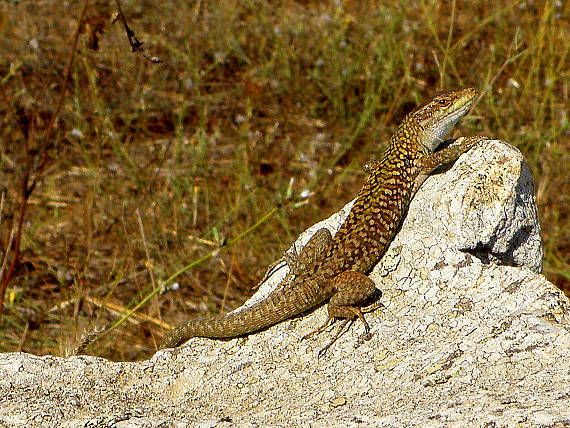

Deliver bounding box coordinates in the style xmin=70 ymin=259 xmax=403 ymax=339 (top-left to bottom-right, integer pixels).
xmin=302 ymin=316 xmax=334 ymax=341
xmin=317 ymin=319 xmax=353 ymax=358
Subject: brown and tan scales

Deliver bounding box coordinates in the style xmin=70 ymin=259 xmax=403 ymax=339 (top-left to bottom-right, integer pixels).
xmin=160 ymin=87 xmax=489 ymax=353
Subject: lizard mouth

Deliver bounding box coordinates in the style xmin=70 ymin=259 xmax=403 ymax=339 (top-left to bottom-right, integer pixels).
xmin=450 ymin=100 xmax=474 ymax=120
xmin=442 ymin=101 xmax=472 ymax=129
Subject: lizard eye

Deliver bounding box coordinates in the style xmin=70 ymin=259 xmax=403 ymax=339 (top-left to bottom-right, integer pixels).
xmin=438 ymin=99 xmax=449 ymax=105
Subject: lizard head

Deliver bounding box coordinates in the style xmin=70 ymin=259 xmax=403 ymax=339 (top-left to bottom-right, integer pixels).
xmin=406 ymin=87 xmax=478 ymax=152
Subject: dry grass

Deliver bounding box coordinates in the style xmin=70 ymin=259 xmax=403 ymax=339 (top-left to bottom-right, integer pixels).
xmin=0 ymin=0 xmax=568 ymax=361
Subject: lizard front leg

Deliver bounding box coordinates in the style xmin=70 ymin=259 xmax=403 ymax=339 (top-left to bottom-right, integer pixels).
xmin=421 ymin=135 xmax=490 ymax=173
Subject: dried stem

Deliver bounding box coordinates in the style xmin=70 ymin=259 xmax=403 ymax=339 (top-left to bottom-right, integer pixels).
xmin=0 ymin=0 xmax=91 ymax=315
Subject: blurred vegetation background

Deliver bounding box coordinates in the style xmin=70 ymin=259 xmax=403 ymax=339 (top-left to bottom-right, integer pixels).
xmin=0 ymin=0 xmax=568 ymax=360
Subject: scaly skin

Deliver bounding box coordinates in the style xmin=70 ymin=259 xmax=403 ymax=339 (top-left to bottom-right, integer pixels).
xmin=160 ymin=87 xmax=488 ymax=350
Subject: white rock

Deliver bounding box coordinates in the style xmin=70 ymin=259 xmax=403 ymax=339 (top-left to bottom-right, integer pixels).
xmin=1 ymin=141 xmax=568 ymax=427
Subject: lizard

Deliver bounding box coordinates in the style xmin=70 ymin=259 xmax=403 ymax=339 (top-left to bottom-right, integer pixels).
xmin=160 ymin=87 xmax=489 ymax=352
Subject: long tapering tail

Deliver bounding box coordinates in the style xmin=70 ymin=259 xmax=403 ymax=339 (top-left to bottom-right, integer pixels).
xmin=160 ymin=277 xmax=330 ymax=348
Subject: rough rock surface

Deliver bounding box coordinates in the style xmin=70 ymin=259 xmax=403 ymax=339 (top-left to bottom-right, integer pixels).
xmin=1 ymin=140 xmax=569 ymax=428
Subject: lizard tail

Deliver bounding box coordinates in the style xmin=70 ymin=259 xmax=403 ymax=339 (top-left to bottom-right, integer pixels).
xmin=160 ymin=280 xmax=329 ymax=348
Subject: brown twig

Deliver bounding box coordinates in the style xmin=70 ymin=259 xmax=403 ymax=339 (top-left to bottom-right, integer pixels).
xmin=113 ymin=0 xmax=162 ymax=63
xmin=0 ymin=0 xmax=91 ymax=315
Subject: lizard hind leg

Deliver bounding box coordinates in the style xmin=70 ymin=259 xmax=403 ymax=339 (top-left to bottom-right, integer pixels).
xmin=306 ymin=271 xmax=382 ymax=356
xmin=327 ymin=271 xmax=382 ymax=328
